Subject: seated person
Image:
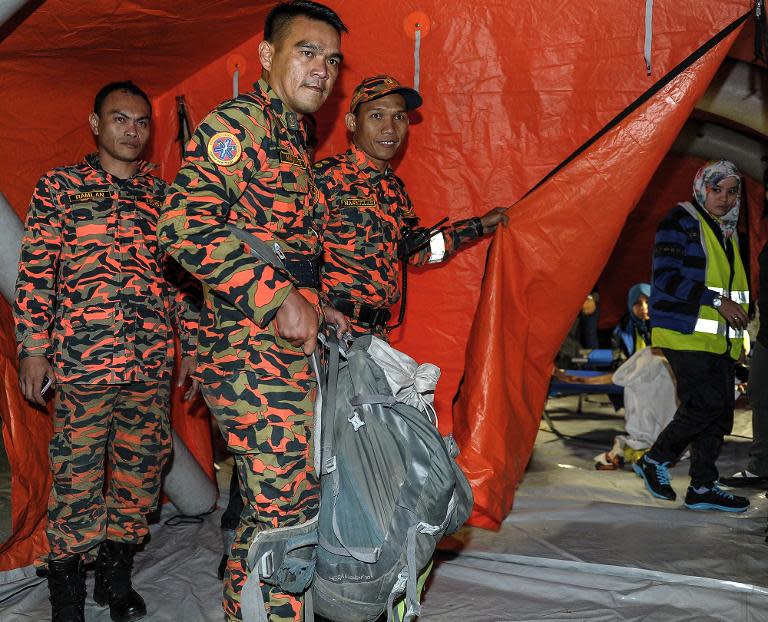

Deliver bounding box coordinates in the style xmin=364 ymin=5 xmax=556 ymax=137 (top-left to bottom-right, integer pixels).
xmin=556 ymin=291 xmax=601 ymax=368
xmin=579 ymin=289 xmax=600 ymax=349
xmin=613 ymin=283 xmax=651 ymax=359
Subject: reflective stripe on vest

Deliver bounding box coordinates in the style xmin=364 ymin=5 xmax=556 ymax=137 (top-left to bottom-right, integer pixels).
xmin=693 ymin=317 xmax=744 ymax=339
xmin=652 ymin=202 xmax=749 ymax=359
xmin=708 ymin=286 xmax=750 ymax=305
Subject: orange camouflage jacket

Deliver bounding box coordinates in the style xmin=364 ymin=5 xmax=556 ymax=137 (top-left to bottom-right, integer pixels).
xmin=13 ymin=154 xmax=198 ymax=385
xmin=314 ymin=144 xmax=481 ymax=311
xmin=159 ymin=79 xmax=320 ymax=383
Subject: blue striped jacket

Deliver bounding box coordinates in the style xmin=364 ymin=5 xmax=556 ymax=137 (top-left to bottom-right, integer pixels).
xmin=649 ymin=202 xmax=730 ymax=335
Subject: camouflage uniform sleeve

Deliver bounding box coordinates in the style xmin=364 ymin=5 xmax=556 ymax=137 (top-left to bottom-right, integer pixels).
xmin=158 ymin=107 xmax=293 ymax=327
xmin=154 ymin=177 xmax=198 ymax=357
xmin=409 ymin=216 xmax=483 ymax=266
xmin=164 ymin=255 xmax=200 ymax=357
xmin=313 ymin=169 xmax=329 ymax=226
xmin=314 ymin=181 xmax=332 ymax=308
xmin=13 ymin=174 xmax=61 ymax=360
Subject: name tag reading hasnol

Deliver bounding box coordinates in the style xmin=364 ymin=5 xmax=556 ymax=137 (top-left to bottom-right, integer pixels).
xmin=70 ymin=191 xmax=109 ymax=204
xmin=340 ymin=198 xmax=377 ymax=207
xmin=279 ymin=150 xmax=307 ymax=168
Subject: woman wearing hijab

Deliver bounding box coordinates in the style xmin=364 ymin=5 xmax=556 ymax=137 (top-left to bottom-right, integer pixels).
xmin=634 ymin=160 xmax=750 ymax=512
xmin=613 ymin=283 xmax=651 ymax=358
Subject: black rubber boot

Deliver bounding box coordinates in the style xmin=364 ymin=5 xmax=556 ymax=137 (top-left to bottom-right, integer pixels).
xmin=48 ymin=555 xmax=86 ymax=622
xmin=93 ymin=540 xmax=147 ymax=622
xmin=217 ymin=553 xmax=229 ymax=581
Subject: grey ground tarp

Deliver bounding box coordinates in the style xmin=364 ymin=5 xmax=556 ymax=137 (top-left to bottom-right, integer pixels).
xmin=1 ymin=395 xmax=767 ymax=621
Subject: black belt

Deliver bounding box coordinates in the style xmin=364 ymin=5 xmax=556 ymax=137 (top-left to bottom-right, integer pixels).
xmin=282 ymin=252 xmax=321 ymax=290
xmin=330 ymin=297 xmax=391 ymax=329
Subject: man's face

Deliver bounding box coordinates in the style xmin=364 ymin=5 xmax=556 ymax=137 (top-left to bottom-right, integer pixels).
xmin=88 ymin=90 xmax=150 ymax=165
xmin=703 ymin=176 xmax=740 ymax=218
xmin=346 ymin=93 xmax=409 ymax=172
xmin=259 ymin=16 xmax=342 ymax=115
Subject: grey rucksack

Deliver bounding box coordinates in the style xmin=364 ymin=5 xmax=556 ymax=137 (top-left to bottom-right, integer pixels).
xmin=228 ymin=224 xmax=473 ymax=621
xmin=310 ymin=334 xmax=473 ymax=622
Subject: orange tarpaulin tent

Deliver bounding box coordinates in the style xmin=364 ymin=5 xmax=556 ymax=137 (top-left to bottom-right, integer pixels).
xmin=0 ymin=0 xmax=758 ymax=568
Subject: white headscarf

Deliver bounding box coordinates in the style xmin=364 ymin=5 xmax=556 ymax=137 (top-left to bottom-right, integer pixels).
xmin=692 ymin=160 xmax=741 ymax=239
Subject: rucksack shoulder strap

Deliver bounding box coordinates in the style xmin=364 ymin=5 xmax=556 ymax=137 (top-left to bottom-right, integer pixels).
xmin=351 ymin=394 xmax=397 ymax=406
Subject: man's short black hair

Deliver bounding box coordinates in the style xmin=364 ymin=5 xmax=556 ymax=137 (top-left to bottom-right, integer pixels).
xmin=93 ymin=81 xmax=151 ymax=116
xmin=264 ymin=0 xmax=348 ymax=44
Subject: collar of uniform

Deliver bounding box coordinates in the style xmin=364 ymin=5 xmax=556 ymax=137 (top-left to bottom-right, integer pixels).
xmin=84 ymin=152 xmax=156 ymax=182
xmin=346 ymin=143 xmax=393 ymax=182
xmin=254 ymin=78 xmax=302 ymax=133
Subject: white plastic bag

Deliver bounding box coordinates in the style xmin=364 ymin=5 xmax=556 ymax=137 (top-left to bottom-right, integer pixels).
xmin=367 ymin=336 xmax=441 ymax=424
xmin=612 ymin=347 xmax=677 ymax=449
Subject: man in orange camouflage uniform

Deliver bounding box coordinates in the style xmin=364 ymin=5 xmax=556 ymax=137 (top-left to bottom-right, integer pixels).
xmin=13 ymin=81 xmax=199 ymax=622
xmin=315 ymin=75 xmax=508 ymax=337
xmin=158 ymin=3 xmax=347 ymax=621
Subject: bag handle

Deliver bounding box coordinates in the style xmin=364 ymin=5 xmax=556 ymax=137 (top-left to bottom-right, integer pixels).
xmin=320 ymin=331 xmax=340 ymax=475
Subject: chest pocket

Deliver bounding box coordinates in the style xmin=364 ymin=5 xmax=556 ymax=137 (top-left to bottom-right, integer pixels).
xmin=274 ymin=160 xmax=317 ymax=247
xmin=337 ymin=198 xmax=384 ymax=258
xmin=134 ymin=194 xmax=163 ymax=261
xmin=280 ymin=168 xmax=309 ymax=195
xmin=62 ymin=188 xmax=115 ymax=252
xmin=276 ymin=148 xmax=312 ymax=221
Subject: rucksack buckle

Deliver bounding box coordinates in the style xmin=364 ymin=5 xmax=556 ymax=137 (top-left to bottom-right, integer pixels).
xmin=258 ymin=551 xmax=274 ymax=578
xmin=347 ymin=413 xmax=365 ymax=431
xmin=324 ymin=455 xmax=337 ymax=473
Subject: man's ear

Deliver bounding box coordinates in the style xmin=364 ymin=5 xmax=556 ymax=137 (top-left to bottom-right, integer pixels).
xmin=344 ymin=112 xmax=356 ymax=133
xmin=88 ymin=112 xmax=99 ymax=136
xmin=259 ymin=40 xmax=274 ymax=72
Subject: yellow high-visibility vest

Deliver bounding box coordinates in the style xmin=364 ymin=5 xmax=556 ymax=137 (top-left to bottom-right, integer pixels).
xmin=652 ymin=202 xmax=749 ymax=360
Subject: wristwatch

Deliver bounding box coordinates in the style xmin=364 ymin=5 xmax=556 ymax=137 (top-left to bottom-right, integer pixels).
xmin=712 ymin=295 xmax=723 ymax=309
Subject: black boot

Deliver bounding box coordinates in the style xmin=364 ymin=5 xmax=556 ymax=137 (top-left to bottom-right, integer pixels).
xmin=48 ymin=555 xmax=85 ymax=622
xmin=217 ymin=553 xmax=229 ymax=581
xmin=93 ymin=540 xmax=147 ymax=622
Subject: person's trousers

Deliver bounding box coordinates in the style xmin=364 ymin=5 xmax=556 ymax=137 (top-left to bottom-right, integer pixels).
xmin=649 ymin=348 xmax=735 ymax=487
xmin=221 ymin=465 xmax=245 ymax=531
xmin=47 ymin=381 xmax=171 ymax=559
xmin=747 ymin=341 xmax=768 ymax=476
xmin=202 ymin=371 xmax=318 ymax=622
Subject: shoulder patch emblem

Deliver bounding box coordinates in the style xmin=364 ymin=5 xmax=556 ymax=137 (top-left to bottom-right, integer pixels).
xmin=341 ymin=198 xmax=377 ymax=208
xmin=208 ymin=132 xmax=242 ymax=166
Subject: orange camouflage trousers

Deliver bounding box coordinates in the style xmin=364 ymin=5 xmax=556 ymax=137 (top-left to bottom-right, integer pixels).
xmin=47 ymin=381 xmax=171 ymax=560
xmin=202 ymin=371 xmax=319 ymax=622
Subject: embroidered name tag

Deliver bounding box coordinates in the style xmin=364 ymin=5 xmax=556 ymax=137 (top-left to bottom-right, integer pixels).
xmin=279 ymin=150 xmax=306 ymax=168
xmin=341 ymin=198 xmax=377 ymax=207
xmin=70 ymin=190 xmax=109 ymax=203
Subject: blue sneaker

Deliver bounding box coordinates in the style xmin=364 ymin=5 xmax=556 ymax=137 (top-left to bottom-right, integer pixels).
xmin=684 ymin=485 xmax=749 ymax=513
xmin=634 ymin=455 xmax=676 ymax=501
